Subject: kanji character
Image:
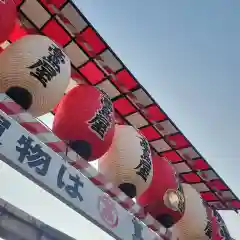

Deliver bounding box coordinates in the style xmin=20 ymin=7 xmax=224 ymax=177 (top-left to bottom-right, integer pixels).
xmin=134 ymin=136 xmax=152 ymax=182
xmin=88 ymin=112 xmax=109 ymax=140
xmin=135 ymin=163 xmax=151 ymax=182
xmin=204 ymin=221 xmax=212 ymax=238
xmin=139 ymin=136 xmax=149 ymax=151
xmin=135 ymin=157 xmax=152 ymax=182
xmin=88 ymin=91 xmax=113 ymax=140
xmin=57 ymin=164 xmax=66 ymax=189
xmin=48 ymin=44 xmax=66 ymax=64
xmin=0 ymin=115 xmax=11 ymax=137
xmin=16 ymin=135 xmax=51 ymax=176
xmin=28 ymin=59 xmax=58 ymax=87
xmin=132 ymin=218 xmax=144 ymax=240
xmin=57 ymin=164 xmax=84 ymax=202
xmin=27 ymin=44 xmax=66 ymax=88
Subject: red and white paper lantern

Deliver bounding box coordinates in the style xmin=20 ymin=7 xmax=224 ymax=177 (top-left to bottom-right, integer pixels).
xmin=53 ymin=85 xmax=115 ymax=161
xmin=98 ymin=124 xmax=153 ymax=198
xmin=172 ymin=183 xmax=210 ymax=240
xmin=137 ymin=156 xmax=185 ymax=228
xmin=209 ymin=207 xmax=233 ymax=240
xmin=0 ymin=34 xmax=71 ymax=116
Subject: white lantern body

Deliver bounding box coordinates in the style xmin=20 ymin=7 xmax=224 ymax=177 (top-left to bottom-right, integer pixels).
xmin=98 ymin=124 xmax=153 ymax=198
xmin=0 ymin=35 xmax=71 ymax=117
xmin=172 ymin=184 xmax=210 ymax=240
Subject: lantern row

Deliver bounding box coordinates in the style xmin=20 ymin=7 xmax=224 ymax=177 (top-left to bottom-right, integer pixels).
xmin=40 ymin=0 xmax=236 ymax=212
xmin=10 ymin=0 xmax=239 ymax=212
xmin=0 ymin=1 xmax=236 ymax=238
xmin=2 ymin=29 xmax=182 ymax=237
xmin=0 ymin=91 xmax=170 ymax=239
xmin=0 ymin=101 xmax=164 ymax=240
xmin=0 ymin=2 xmax=173 ymax=236
xmin=0 ymin=94 xmax=234 ymax=239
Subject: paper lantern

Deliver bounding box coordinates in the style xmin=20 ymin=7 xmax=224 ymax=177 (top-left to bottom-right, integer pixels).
xmin=52 ymin=85 xmax=115 ymax=161
xmin=171 ymin=184 xmax=211 ymax=239
xmin=0 ymin=0 xmax=17 ymax=43
xmin=214 ymin=210 xmax=232 ymax=239
xmin=209 ymin=208 xmax=232 ymax=240
xmin=98 ymin=124 xmax=153 ymax=198
xmin=136 ymin=156 xmax=185 ymax=228
xmin=0 ymin=34 xmax=71 ymax=116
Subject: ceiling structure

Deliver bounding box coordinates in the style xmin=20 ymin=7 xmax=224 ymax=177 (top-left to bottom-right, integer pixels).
xmin=3 ymin=0 xmax=240 ymax=213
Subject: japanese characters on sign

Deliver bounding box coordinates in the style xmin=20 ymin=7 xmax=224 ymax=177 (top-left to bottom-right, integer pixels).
xmin=16 ymin=135 xmax=51 ymax=176
xmin=135 ymin=135 xmax=152 ymax=182
xmin=132 ymin=217 xmax=144 ymax=240
xmin=0 ymin=107 xmax=163 ymax=240
xmin=88 ymin=89 xmax=114 ymax=140
xmin=57 ymin=164 xmax=84 ymax=202
xmin=0 ymin=115 xmax=11 ymax=145
xmin=14 ymin=134 xmax=85 ymax=201
xmin=28 ymin=44 xmax=66 ymax=88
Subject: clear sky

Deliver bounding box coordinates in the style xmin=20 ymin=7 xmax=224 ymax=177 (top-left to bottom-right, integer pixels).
xmin=0 ymin=0 xmax=239 ymax=239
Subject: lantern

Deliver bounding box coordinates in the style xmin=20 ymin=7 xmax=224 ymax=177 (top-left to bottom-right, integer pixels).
xmin=0 ymin=0 xmax=17 ymax=43
xmin=136 ymin=156 xmax=185 ymax=228
xmin=208 ymin=208 xmax=233 ymax=240
xmin=52 ymin=85 xmax=115 ymax=161
xmin=214 ymin=210 xmax=232 ymax=239
xmin=0 ymin=35 xmax=71 ymax=116
xmin=98 ymin=124 xmax=153 ymax=198
xmin=171 ymin=184 xmax=210 ymax=239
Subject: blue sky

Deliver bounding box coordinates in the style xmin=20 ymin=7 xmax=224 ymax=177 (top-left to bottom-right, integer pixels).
xmin=0 ymin=0 xmax=239 ymax=239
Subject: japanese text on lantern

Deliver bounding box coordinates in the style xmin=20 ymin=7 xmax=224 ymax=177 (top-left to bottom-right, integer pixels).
xmin=88 ymin=90 xmax=113 ymax=140
xmin=27 ymin=44 xmax=66 ymax=88
xmin=176 ymin=183 xmax=185 ymax=213
xmin=204 ymin=220 xmax=212 ymax=238
xmin=134 ymin=136 xmax=152 ymax=182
